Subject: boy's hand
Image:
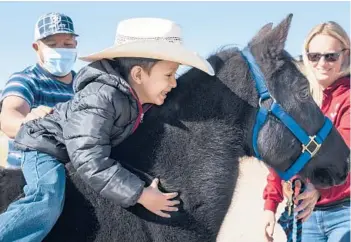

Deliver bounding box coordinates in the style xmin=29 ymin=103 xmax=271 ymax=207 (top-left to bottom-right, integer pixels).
xmin=137 ymin=178 xmax=180 ymax=218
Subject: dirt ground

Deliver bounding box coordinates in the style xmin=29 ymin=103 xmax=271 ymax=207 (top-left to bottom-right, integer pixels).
xmin=217 ymin=157 xmax=287 ymax=242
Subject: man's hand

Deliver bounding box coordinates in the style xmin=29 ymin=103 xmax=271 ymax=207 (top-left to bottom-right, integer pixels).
xmin=137 ymin=178 xmax=180 ymax=218
xmin=1 ymin=96 xmax=53 ymax=138
xmin=23 ymin=105 xmax=53 ymax=123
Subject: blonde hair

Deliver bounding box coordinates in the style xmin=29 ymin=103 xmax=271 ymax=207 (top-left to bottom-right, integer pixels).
xmin=302 ymin=21 xmax=350 ymax=106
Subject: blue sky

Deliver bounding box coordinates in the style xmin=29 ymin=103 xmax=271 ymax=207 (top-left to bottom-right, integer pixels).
xmin=0 ymin=1 xmax=349 ymax=89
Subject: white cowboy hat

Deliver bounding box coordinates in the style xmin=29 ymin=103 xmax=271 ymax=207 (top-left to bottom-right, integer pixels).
xmin=79 ymin=18 xmax=215 ymax=76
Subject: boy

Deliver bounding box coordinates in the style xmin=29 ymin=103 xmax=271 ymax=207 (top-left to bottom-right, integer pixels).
xmin=0 ymin=17 xmax=214 ymax=242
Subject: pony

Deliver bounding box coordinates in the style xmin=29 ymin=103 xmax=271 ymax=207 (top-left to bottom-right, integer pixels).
xmin=0 ymin=14 xmax=349 ymax=242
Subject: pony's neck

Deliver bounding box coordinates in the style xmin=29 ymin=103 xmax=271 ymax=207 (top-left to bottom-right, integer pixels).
xmin=210 ymin=48 xmax=260 ymax=156
xmin=157 ymin=50 xmax=259 ymax=155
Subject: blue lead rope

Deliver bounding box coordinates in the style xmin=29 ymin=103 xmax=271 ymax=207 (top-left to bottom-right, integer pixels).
xmin=278 ymin=179 xmax=306 ymax=242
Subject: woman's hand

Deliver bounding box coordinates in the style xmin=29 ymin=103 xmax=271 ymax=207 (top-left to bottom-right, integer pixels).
xmin=263 ymin=210 xmax=276 ymax=242
xmin=293 ymin=181 xmax=320 ymax=222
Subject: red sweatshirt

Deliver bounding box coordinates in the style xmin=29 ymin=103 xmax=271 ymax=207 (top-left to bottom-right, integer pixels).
xmin=263 ymin=76 xmax=350 ymax=213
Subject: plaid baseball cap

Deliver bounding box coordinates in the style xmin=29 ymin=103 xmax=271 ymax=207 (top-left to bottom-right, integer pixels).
xmin=34 ymin=12 xmax=78 ymax=41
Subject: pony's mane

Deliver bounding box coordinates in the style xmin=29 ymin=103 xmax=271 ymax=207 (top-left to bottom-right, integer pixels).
xmin=177 ymin=46 xmax=241 ymax=80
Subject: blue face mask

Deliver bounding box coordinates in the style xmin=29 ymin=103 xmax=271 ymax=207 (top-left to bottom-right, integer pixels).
xmin=41 ymin=48 xmax=77 ymax=77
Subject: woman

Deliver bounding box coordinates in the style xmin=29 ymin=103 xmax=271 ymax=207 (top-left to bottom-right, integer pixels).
xmin=263 ymin=21 xmax=350 ymax=242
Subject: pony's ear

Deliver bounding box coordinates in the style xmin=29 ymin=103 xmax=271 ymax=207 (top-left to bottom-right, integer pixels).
xmin=261 ymin=14 xmax=293 ymax=57
xmin=249 ymin=22 xmax=273 ymax=46
xmin=246 ymin=14 xmax=293 ymax=77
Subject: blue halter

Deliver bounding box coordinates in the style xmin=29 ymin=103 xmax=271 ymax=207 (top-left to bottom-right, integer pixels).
xmin=240 ymin=47 xmax=333 ymax=181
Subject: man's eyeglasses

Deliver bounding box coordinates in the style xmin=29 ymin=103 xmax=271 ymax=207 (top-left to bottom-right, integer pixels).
xmin=306 ymin=49 xmax=347 ymax=63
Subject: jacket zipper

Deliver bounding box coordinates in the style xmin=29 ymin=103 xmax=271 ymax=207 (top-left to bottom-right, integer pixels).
xmin=140 ymin=113 xmax=144 ymax=123
xmin=141 ymin=104 xmax=153 ymax=123
xmin=129 ymin=88 xmax=154 ymax=133
xmin=130 ymin=88 xmax=143 ymax=133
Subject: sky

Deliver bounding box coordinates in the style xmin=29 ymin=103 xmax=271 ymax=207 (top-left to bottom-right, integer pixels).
xmin=0 ymin=1 xmax=350 ymax=89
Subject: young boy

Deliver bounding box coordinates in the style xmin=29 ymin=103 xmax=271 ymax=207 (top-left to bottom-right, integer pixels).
xmin=0 ymin=17 xmax=214 ymax=241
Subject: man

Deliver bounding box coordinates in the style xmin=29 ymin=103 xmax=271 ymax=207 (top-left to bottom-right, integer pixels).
xmin=0 ymin=12 xmax=78 ymax=168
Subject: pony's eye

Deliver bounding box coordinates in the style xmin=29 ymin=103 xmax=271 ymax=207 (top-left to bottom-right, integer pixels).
xmin=299 ymin=88 xmax=310 ymax=100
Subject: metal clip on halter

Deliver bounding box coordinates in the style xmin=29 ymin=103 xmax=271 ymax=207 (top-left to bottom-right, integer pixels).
xmin=302 ymin=135 xmax=321 ymax=157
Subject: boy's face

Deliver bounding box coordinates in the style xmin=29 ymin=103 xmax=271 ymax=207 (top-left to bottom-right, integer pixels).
xmin=137 ymin=60 xmax=179 ymax=105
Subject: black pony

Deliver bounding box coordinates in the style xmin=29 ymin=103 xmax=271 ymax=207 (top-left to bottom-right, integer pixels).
xmin=0 ymin=14 xmax=349 ymax=242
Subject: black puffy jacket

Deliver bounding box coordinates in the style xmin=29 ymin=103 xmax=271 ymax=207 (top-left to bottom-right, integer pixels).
xmin=15 ymin=59 xmax=147 ymax=207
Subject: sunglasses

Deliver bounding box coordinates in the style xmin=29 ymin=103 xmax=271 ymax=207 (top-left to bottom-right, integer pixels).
xmin=307 ymin=49 xmax=346 ymax=62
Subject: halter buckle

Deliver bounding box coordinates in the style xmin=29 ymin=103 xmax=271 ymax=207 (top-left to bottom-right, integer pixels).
xmin=302 ymin=135 xmax=321 ymax=157
xmin=259 ymin=95 xmax=276 ymax=109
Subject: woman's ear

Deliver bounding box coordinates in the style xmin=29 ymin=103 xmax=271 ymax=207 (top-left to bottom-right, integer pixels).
xmin=341 ymin=49 xmax=350 ymax=71
xmin=344 ymin=49 xmax=350 ymax=61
